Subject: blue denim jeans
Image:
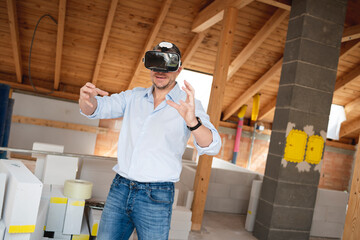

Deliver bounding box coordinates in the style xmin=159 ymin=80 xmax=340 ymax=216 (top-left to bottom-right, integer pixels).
xmin=97 ymin=174 xmax=175 ymax=240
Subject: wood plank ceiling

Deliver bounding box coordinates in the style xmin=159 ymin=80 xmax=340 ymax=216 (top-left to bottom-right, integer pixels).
xmin=0 ymin=0 xmax=360 ymax=142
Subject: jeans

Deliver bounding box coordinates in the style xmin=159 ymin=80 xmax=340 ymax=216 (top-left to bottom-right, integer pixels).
xmin=97 ymin=174 xmax=175 ymax=240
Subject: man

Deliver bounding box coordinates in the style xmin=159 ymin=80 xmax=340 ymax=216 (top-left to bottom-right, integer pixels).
xmin=79 ymin=41 xmax=221 ymax=240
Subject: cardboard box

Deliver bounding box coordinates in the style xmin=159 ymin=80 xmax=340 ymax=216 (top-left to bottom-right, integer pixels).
xmin=43 ymin=155 xmax=78 ymax=185
xmin=32 ymin=142 xmax=64 ymax=181
xmin=62 ymin=198 xmax=85 ymax=235
xmin=45 ymin=186 xmax=67 ymax=232
xmin=72 ymin=215 xmax=90 ymax=240
xmin=0 ymin=160 xmax=43 ymax=234
xmin=88 ymin=208 xmax=102 ymax=237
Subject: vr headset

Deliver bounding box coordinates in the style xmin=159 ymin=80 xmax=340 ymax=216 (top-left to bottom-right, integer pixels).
xmin=143 ymin=51 xmax=181 ymax=73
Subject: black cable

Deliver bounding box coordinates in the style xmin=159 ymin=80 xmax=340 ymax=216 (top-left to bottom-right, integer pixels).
xmin=28 ymin=14 xmax=57 ymax=94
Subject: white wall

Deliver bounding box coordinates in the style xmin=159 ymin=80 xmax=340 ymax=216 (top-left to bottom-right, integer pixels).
xmin=8 ymin=92 xmax=99 ymax=155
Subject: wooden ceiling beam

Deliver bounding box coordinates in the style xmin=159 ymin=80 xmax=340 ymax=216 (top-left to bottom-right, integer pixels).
xmin=192 ymin=7 xmax=238 ymax=231
xmin=182 ymin=31 xmax=207 ymax=68
xmin=127 ymin=0 xmax=172 ymax=90
xmin=342 ymin=24 xmax=360 ymax=42
xmin=339 ymin=39 xmax=360 ymax=59
xmin=92 ymin=0 xmax=119 ymax=86
xmin=6 ymin=0 xmax=22 ymax=83
xmin=0 ymin=80 xmax=79 ymax=101
xmin=255 ymin=0 xmax=291 ymax=11
xmin=345 ymin=97 xmax=360 ymax=116
xmin=227 ymin=9 xmax=288 ymax=80
xmin=340 ymin=116 xmax=360 ymax=138
xmin=334 ymin=65 xmax=360 ymax=92
xmin=191 ymin=0 xmax=253 ymax=33
xmin=258 ymin=96 xmax=277 ymax=121
xmin=54 ymin=0 xmax=67 ymax=90
xmin=223 ymin=57 xmax=283 ymax=120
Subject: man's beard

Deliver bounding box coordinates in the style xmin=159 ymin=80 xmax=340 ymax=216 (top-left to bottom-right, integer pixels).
xmin=152 ymin=76 xmax=174 ymax=90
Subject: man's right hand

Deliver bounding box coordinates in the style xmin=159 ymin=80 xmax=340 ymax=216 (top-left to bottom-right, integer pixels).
xmin=79 ymin=82 xmax=109 ymax=116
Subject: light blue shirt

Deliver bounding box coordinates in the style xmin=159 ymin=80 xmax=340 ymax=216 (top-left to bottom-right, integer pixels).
xmin=83 ymin=83 xmax=221 ymax=182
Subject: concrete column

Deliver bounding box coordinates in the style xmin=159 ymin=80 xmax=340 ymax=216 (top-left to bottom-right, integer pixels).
xmin=253 ymin=0 xmax=348 ymax=239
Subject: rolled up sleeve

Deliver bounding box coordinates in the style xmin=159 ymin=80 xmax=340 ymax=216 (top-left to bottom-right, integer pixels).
xmin=193 ymin=100 xmax=221 ymax=156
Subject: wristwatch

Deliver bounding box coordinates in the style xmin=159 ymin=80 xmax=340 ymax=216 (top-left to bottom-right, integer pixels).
xmin=187 ymin=117 xmax=202 ymax=131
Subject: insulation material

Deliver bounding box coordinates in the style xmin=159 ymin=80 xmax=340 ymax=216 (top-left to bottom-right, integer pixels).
xmin=0 ymin=172 xmax=6 ymax=218
xmin=169 ymin=206 xmax=192 ymax=240
xmin=32 ymin=142 xmax=64 ymax=180
xmin=72 ymin=216 xmax=90 ymax=240
xmin=79 ymin=159 xmax=115 ymax=201
xmin=0 ymin=160 xmax=42 ymax=234
xmin=4 ymin=232 xmax=31 ymax=240
xmin=43 ymin=155 xmax=78 ymax=185
xmin=245 ymin=180 xmax=262 ymax=231
xmin=62 ymin=199 xmax=85 ymax=235
xmin=0 ymin=220 xmax=5 ymax=239
xmin=45 ymin=186 xmax=67 ymax=232
xmin=88 ymin=208 xmax=102 ymax=237
xmin=30 ymin=198 xmax=50 ymax=240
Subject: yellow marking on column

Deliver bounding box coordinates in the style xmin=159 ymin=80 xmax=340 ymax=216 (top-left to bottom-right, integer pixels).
xmin=9 ymin=225 xmax=36 ymax=233
xmin=71 ymin=201 xmax=85 ymax=207
xmin=72 ymin=234 xmax=90 ymax=240
xmin=50 ymin=197 xmax=68 ymax=204
xmin=284 ymin=129 xmax=308 ymax=163
xmin=305 ymin=135 xmax=324 ymax=164
xmin=91 ymin=223 xmax=99 ymax=236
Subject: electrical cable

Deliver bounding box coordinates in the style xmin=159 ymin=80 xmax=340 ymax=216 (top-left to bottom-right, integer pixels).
xmin=28 ymin=14 xmax=57 ymax=94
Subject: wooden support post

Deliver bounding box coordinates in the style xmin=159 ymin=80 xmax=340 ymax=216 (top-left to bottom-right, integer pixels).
xmin=343 ymin=135 xmax=360 ymax=239
xmin=191 ymin=7 xmax=238 ymax=231
xmin=54 ymin=0 xmax=67 ymax=90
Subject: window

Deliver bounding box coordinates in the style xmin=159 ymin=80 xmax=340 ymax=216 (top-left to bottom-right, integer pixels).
xmin=176 ymin=69 xmax=213 ymax=111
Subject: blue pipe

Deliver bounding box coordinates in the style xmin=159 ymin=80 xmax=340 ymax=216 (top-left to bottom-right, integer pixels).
xmin=0 ymin=84 xmax=10 ymax=157
xmin=0 ymin=98 xmax=14 ymax=159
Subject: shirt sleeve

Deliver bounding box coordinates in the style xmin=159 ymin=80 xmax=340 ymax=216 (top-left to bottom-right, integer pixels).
xmin=80 ymin=90 xmax=132 ymax=119
xmin=193 ymin=99 xmax=221 ymax=156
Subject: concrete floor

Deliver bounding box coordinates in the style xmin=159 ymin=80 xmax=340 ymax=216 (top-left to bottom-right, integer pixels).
xmin=188 ymin=211 xmax=336 ymax=240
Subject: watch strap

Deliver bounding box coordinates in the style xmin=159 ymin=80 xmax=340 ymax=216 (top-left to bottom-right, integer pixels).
xmin=187 ymin=117 xmax=202 ymax=131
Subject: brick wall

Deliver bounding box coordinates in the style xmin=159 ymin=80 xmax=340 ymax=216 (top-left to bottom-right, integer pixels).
xmin=93 ymin=121 xmax=355 ymax=191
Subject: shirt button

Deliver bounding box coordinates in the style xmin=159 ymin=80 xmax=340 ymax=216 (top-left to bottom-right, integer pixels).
xmin=131 ymin=182 xmax=135 ymax=186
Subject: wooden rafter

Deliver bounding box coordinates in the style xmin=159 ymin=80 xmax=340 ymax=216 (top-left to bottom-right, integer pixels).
xmin=345 ymin=97 xmax=360 ymax=115
xmin=92 ymin=0 xmax=119 ymax=86
xmin=334 ymin=65 xmax=360 ymax=92
xmin=223 ymin=58 xmax=283 ymax=120
xmin=191 ymin=0 xmax=253 ymax=33
xmin=342 ymin=24 xmax=360 ymax=42
xmin=258 ymin=97 xmax=277 ymax=121
xmin=54 ymin=0 xmax=67 ymax=90
xmin=227 ymin=9 xmax=288 ymax=80
xmin=0 ymin=80 xmax=78 ymax=101
xmin=247 ymin=40 xmax=360 ymax=122
xmin=127 ymin=0 xmax=172 ymax=90
xmin=343 ymin=134 xmax=360 ymax=239
xmin=12 ymin=115 xmax=110 ymax=134
xmin=192 ymin=7 xmax=238 ymax=231
xmin=340 ymin=116 xmax=360 ymax=138
xmin=255 ymin=0 xmax=291 ymax=11
xmin=181 ymin=31 xmax=207 ymax=67
xmin=6 ymin=0 xmax=22 ymax=83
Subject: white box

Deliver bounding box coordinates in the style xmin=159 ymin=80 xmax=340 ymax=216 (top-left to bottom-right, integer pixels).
xmin=0 ymin=220 xmax=5 ymax=239
xmin=54 ymin=231 xmax=71 ymax=240
xmin=0 ymin=173 xmax=7 ymax=218
xmin=185 ymin=190 xmax=194 ymax=210
xmin=62 ymin=198 xmax=85 ymax=235
xmin=4 ymin=232 xmax=31 ymax=240
xmin=43 ymin=155 xmax=78 ymax=185
xmin=30 ymin=198 xmax=50 ymax=240
xmin=171 ymin=207 xmax=192 ymax=222
xmin=88 ymin=208 xmax=102 ymax=236
xmin=79 ymin=159 xmax=115 ymax=201
xmin=32 ymin=142 xmax=64 ymax=180
xmin=0 ymin=160 xmax=43 ymax=234
xmin=173 ymin=188 xmax=179 ymax=209
xmin=45 ymin=186 xmax=67 ymax=232
xmin=72 ymin=215 xmax=90 ymax=240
